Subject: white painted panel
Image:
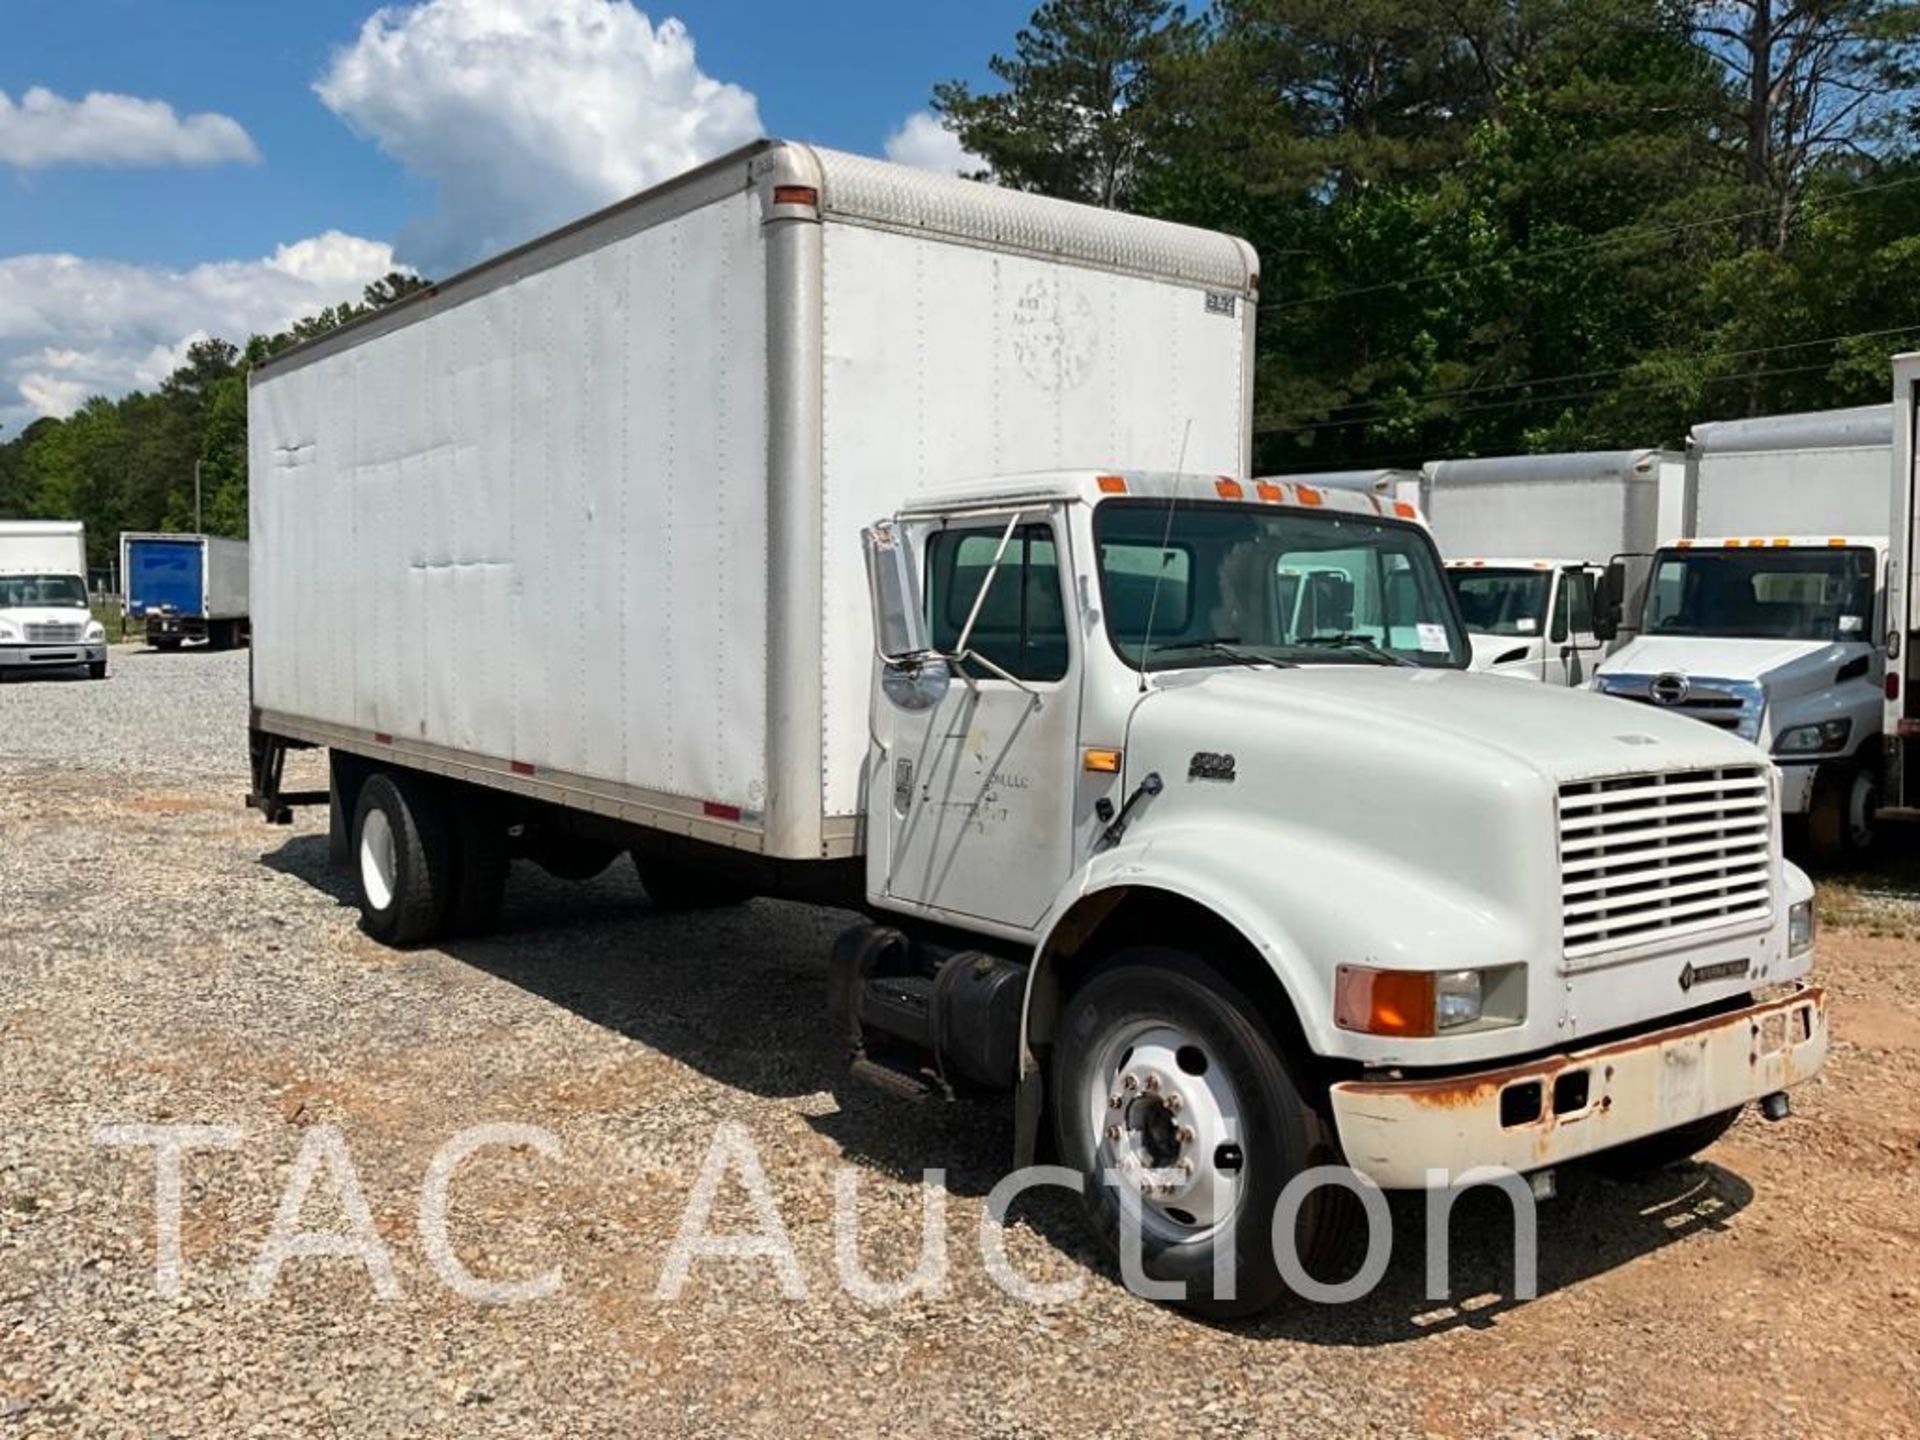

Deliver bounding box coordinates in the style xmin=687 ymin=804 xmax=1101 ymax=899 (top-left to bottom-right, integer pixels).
xmin=818 ymin=221 xmax=1250 ymax=816
xmin=1694 ymin=446 xmax=1891 ymax=538
xmin=251 ymin=188 xmax=770 ymax=812
xmin=1429 ymin=478 xmax=1639 ymax=561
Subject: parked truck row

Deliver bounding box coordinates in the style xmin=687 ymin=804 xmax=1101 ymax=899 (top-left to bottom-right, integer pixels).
xmin=243 ymin=141 xmax=1826 ymax=1316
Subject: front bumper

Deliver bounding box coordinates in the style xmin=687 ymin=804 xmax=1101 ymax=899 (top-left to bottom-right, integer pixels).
xmin=1329 ymin=984 xmax=1826 ymax=1187
xmin=0 ymin=642 xmax=106 ymax=670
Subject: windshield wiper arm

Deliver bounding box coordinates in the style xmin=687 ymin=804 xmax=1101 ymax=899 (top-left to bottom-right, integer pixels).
xmin=1146 ymin=636 xmax=1296 ymax=669
xmin=1295 ymin=633 xmax=1420 ymax=667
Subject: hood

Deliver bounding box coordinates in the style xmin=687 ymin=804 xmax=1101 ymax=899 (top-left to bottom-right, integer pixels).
xmin=1138 ymin=663 xmax=1761 ymax=783
xmin=1599 ymin=634 xmax=1842 ymax=684
xmin=0 ymin=604 xmax=94 ymax=629
xmin=1466 ymin=632 xmax=1540 ymax=672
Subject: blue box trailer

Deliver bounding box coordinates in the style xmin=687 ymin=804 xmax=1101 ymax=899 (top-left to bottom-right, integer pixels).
xmin=119 ymin=532 xmax=250 ymax=650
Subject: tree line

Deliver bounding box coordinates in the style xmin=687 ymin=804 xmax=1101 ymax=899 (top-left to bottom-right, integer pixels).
xmin=7 ymin=0 xmax=1920 ymax=559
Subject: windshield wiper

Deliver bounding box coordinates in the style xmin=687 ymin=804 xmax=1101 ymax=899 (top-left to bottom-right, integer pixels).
xmin=1294 ymin=633 xmax=1420 ymax=667
xmin=1145 ymin=636 xmax=1296 ymax=669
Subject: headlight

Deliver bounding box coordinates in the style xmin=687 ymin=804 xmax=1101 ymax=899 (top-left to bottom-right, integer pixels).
xmin=84 ymin=621 xmax=105 ymax=642
xmin=1334 ymin=963 xmax=1526 ymax=1036
xmin=0 ymin=619 xmax=17 ymax=641
xmin=1789 ymin=898 xmax=1815 ymax=956
xmin=1774 ymin=718 xmax=1851 ymax=754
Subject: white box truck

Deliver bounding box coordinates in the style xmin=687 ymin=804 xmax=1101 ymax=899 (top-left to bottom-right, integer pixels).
xmin=1417 ymin=450 xmax=1674 ymax=685
xmin=0 ymin=520 xmax=108 ymax=679
xmin=119 ymin=531 xmax=250 ymax=650
xmin=1877 ymin=356 xmax=1920 ymax=823
xmin=246 ymin=141 xmax=1825 ymax=1315
xmin=1594 ymin=406 xmax=1889 ymax=862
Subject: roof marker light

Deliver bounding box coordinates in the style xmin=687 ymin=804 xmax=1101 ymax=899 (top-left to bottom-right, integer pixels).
xmin=1256 ymin=482 xmax=1285 ymax=502
xmin=1297 ymin=485 xmax=1324 ymax=507
xmin=1096 ymin=475 xmax=1128 ymax=494
xmin=1216 ymin=478 xmax=1244 ymax=500
xmin=1392 ymin=500 xmax=1416 ymax=519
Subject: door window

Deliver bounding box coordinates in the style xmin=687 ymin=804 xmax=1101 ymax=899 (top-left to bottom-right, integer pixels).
xmin=927 ymin=524 xmax=1071 ymax=681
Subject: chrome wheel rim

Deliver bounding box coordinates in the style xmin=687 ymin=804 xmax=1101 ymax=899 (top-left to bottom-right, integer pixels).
xmin=359 ymin=808 xmax=397 ymax=912
xmin=1085 ymin=1020 xmax=1246 ymax=1244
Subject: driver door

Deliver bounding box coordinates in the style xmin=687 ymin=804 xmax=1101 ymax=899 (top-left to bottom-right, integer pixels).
xmin=871 ymin=513 xmax=1082 ymax=934
xmin=1553 ymin=567 xmax=1600 ymax=686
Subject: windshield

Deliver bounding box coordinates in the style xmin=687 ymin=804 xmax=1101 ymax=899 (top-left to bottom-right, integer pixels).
xmin=1643 ymin=547 xmax=1875 ymax=642
xmin=0 ymin=574 xmax=87 ymax=609
xmin=1093 ymin=500 xmax=1469 ymax=670
xmin=1446 ymin=568 xmax=1551 ymax=637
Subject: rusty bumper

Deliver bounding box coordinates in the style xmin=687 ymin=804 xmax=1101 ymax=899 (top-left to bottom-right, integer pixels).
xmin=1329 ymin=984 xmax=1827 ymax=1188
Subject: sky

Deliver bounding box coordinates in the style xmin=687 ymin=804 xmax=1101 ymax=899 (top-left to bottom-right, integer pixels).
xmin=0 ymin=0 xmax=1021 ymax=433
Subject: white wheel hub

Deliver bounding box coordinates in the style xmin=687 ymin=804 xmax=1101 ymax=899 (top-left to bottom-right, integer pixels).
xmin=359 ymin=807 xmax=398 ymax=912
xmin=1087 ymin=1022 xmax=1244 ymax=1241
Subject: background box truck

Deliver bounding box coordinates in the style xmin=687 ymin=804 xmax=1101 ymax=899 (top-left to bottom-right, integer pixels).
xmin=247 ymin=141 xmax=1825 ymax=1315
xmin=1594 ymin=406 xmax=1889 ymax=863
xmin=1419 ymin=450 xmax=1673 ymax=684
xmin=0 ymin=519 xmax=108 ymax=679
xmin=119 ymin=532 xmax=250 ymax=650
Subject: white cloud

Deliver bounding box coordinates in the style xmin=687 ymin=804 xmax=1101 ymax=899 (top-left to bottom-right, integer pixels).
xmin=0 ymin=87 xmax=258 ymax=169
xmin=0 ymin=233 xmax=402 ymax=432
xmin=884 ymin=112 xmax=985 ymax=176
xmin=315 ymin=0 xmax=762 ymax=273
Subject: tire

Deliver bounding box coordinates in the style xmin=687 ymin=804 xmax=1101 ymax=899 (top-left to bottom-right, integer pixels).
xmin=87 ymin=661 xmax=107 ymax=680
xmin=1807 ymin=758 xmax=1877 ymax=867
xmin=1592 ymin=1105 xmax=1742 ymax=1177
xmin=151 ymin=635 xmax=182 ymax=653
xmin=632 ymin=854 xmax=753 ymax=910
xmin=1051 ymin=949 xmax=1356 ymax=1318
xmin=208 ymin=620 xmax=233 ymax=651
xmin=352 ymin=771 xmax=456 ymax=946
xmin=446 ymin=803 xmax=510 ymax=936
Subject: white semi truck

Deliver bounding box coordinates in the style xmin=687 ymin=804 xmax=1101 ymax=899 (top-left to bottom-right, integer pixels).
xmin=1419 ymin=451 xmax=1676 ymax=685
xmin=1594 ymin=406 xmax=1889 ymax=863
xmin=246 ymin=141 xmax=1826 ymax=1314
xmin=0 ymin=520 xmax=108 ymax=679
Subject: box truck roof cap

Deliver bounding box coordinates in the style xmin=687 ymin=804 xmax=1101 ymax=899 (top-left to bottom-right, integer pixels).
xmin=1254 ymin=468 xmax=1420 ymax=495
xmin=1690 ymin=403 xmax=1892 ymax=456
xmin=898 ymin=470 xmax=1428 ymax=524
xmin=1422 ymin=449 xmax=1673 ymax=488
xmin=251 ymin=139 xmax=1260 ymax=383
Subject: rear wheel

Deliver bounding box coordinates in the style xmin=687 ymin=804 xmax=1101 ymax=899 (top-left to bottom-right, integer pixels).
xmin=1592 ymin=1106 xmax=1742 ymax=1177
xmin=632 ymin=855 xmax=753 ymax=910
xmin=1051 ymin=949 xmax=1354 ymax=1317
xmin=151 ymin=634 xmax=182 ymax=653
xmin=353 ymin=771 xmax=456 ymax=946
xmin=1807 ymin=758 xmax=1877 ymax=867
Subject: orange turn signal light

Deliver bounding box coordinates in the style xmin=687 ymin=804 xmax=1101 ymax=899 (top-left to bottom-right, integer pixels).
xmin=1083 ymin=747 xmax=1123 ymax=774
xmin=1334 ymin=965 xmax=1435 ymax=1037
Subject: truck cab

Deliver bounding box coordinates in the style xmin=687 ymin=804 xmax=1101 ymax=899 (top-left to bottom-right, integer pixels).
xmin=0 ymin=520 xmax=108 ymax=680
xmin=1594 ymin=535 xmax=1886 ymax=863
xmin=854 ymin=469 xmax=1824 ymax=1310
xmin=1444 ymin=557 xmax=1604 ymax=684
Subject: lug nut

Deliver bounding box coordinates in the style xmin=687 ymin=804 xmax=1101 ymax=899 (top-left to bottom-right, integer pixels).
xmin=1143 ymin=1074 xmax=1162 ymax=1093
xmin=1164 ymin=1094 xmax=1182 ymax=1113
xmin=1105 ymin=1124 xmax=1121 ymax=1141
xmin=1123 ymin=1074 xmax=1138 ymax=1092
xmin=1108 ymin=1093 xmax=1123 ymax=1109
xmin=1177 ymin=1125 xmax=1195 ymax=1144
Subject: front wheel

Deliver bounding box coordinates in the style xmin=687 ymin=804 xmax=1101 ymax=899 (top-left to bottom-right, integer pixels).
xmin=87 ymin=661 xmax=106 ymax=680
xmin=1807 ymin=758 xmax=1877 ymax=867
xmin=1051 ymin=949 xmax=1354 ymax=1318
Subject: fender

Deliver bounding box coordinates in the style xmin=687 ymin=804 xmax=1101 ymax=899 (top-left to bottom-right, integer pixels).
xmin=1019 ymin=817 xmax=1536 ymax=1073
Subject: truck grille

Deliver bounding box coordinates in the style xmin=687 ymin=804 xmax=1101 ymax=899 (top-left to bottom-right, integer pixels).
xmin=1593 ymin=675 xmax=1764 ymax=742
xmin=23 ymin=622 xmax=84 ymax=643
xmin=1558 ymin=765 xmax=1772 ymax=963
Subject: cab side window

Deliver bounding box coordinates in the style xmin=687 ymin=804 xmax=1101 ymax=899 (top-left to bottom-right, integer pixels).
xmin=1551 ymin=571 xmax=1597 ymax=642
xmin=927 ymin=524 xmax=1070 ymax=681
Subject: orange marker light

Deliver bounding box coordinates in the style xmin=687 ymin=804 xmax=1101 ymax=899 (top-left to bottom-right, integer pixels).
xmin=1216 ymin=478 xmax=1244 ymax=500
xmin=1096 ymin=474 xmax=1128 ymax=494
xmin=1829 ymin=537 xmax=1848 ymax=547
xmin=1256 ymin=481 xmax=1285 ymax=502
xmin=1083 ymin=747 xmax=1123 ymax=774
xmin=1296 ymin=484 xmax=1324 ymax=507
xmin=772 ymin=185 xmax=819 ymax=207
xmin=1392 ymin=500 xmax=1417 ymax=519
xmin=1334 ymin=966 xmax=1435 ymax=1038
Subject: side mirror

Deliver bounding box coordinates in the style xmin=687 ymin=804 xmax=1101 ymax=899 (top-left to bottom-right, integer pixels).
xmin=1594 ymin=560 xmax=1626 ymax=643
xmin=863 ymin=520 xmax=952 ymax=712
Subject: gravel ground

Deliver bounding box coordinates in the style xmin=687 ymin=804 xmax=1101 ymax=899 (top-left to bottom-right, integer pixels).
xmin=2 ymin=645 xmax=1918 ymax=1438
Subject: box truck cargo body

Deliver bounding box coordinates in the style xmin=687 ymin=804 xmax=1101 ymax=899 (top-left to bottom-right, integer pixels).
xmin=249 ymin=142 xmax=1256 ymax=863
xmin=120 ymin=532 xmax=249 ymax=650
xmin=0 ymin=520 xmax=107 ymax=678
xmin=1594 ymin=407 xmax=1890 ymax=861
xmin=248 ymin=142 xmax=1825 ymax=1316
xmin=1414 ymin=451 xmax=1671 ymax=684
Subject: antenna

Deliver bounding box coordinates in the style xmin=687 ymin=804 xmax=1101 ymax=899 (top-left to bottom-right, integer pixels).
xmin=1136 ymin=419 xmax=1194 ymax=694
